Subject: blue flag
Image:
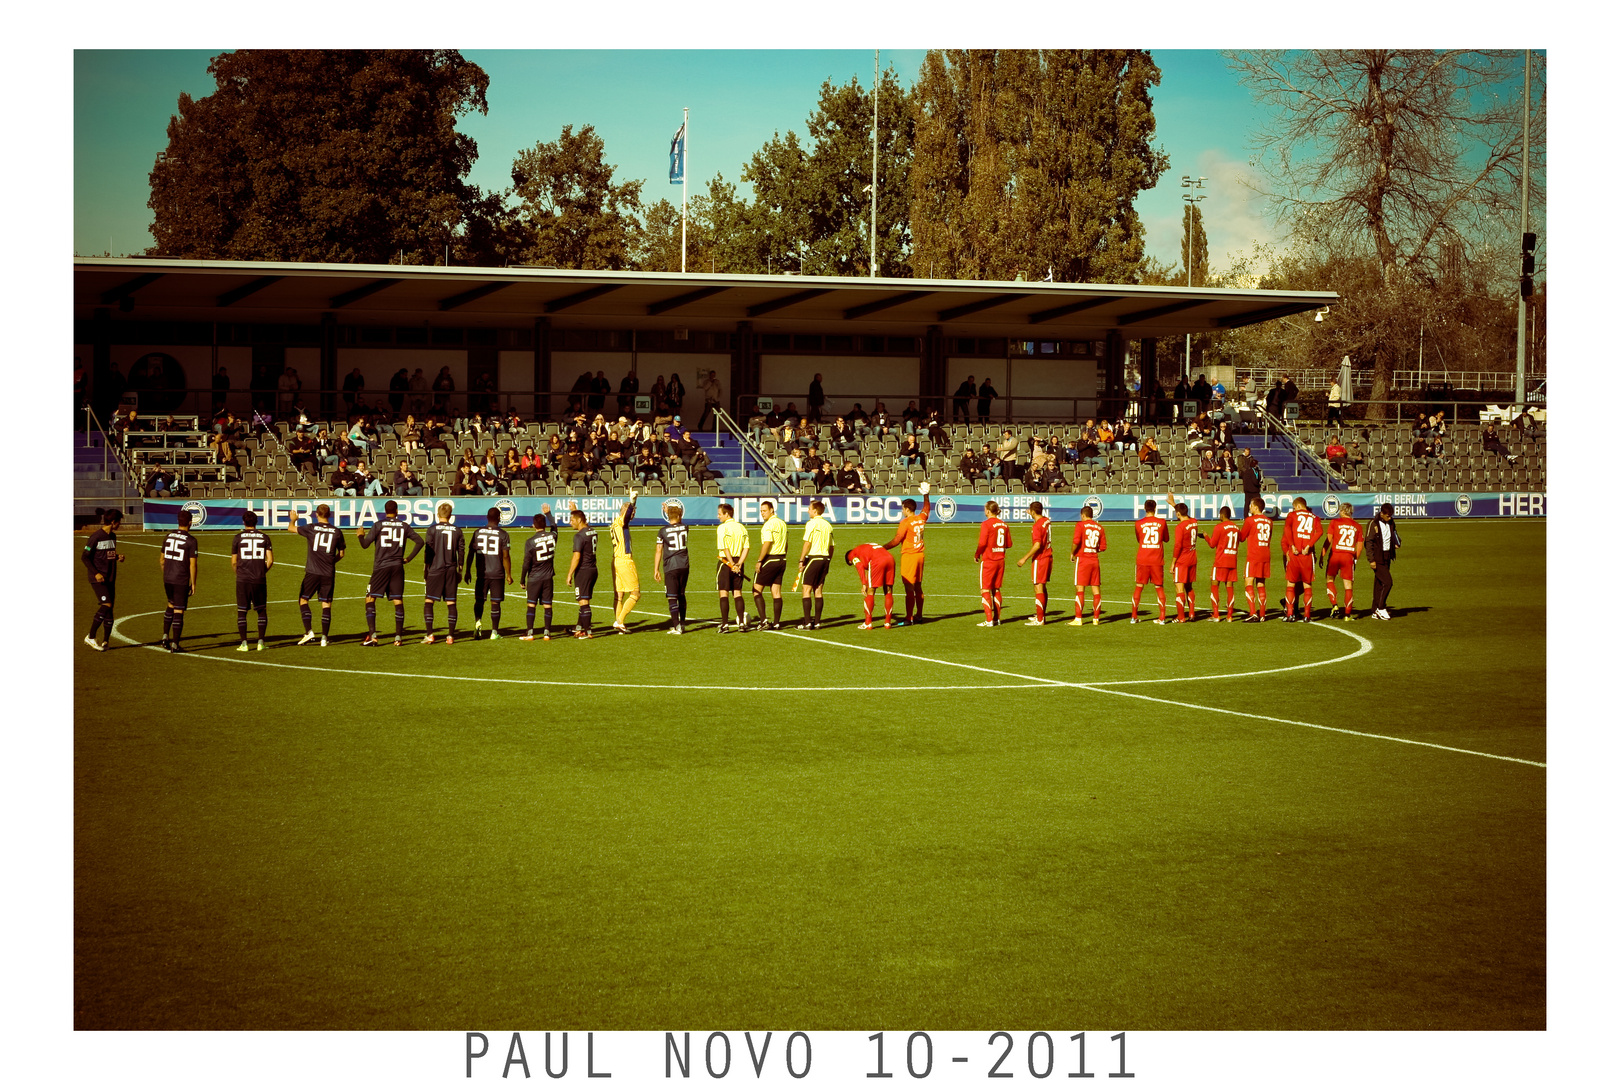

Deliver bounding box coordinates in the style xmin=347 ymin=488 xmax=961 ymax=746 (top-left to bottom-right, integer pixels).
xmin=669 ymin=123 xmax=685 ymax=185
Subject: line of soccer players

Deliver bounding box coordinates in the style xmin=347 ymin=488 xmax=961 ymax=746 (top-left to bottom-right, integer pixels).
xmin=82 ymin=489 xmax=1371 ymax=652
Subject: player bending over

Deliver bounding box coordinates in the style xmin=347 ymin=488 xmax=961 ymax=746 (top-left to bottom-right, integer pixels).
xmin=1015 ymin=500 xmax=1054 ymax=625
xmin=882 ymin=485 xmax=931 ymax=625
xmin=1069 ymin=506 xmax=1107 ymax=625
xmin=796 ymin=500 xmax=835 ymax=630
xmin=290 ymin=504 xmax=344 ymax=645
xmin=421 ymin=502 xmax=464 ymax=644
xmin=231 ymin=510 xmax=274 ymax=651
xmin=1237 ymin=497 xmax=1274 ymax=622
xmin=519 ymin=506 xmax=559 ymax=641
xmin=1322 ymin=503 xmax=1365 ymax=620
xmin=1205 ymin=506 xmax=1241 ymax=622
xmin=846 ymin=542 xmax=897 ymax=629
xmin=82 ymin=508 xmax=125 ymax=651
xmin=975 ymin=500 xmax=1010 ymax=626
xmin=1131 ymin=498 xmax=1169 ymax=624
xmin=1170 ymin=499 xmax=1201 ymax=623
xmin=1282 ymin=496 xmax=1325 ymax=622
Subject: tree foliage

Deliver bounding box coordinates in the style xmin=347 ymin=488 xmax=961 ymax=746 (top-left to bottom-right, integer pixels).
xmin=1181 ymin=202 xmax=1209 ymax=287
xmin=148 ymin=50 xmax=491 ymax=264
xmin=908 ymin=50 xmax=1168 ymax=283
xmin=510 ymin=124 xmax=645 ymax=270
xmin=1226 ymin=49 xmax=1545 ymax=412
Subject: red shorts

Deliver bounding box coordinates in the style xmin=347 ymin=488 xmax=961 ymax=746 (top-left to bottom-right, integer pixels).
xmin=861 ymin=556 xmax=895 ymax=588
xmin=1135 ymin=562 xmax=1164 ymax=586
xmin=1284 ymin=554 xmax=1315 ymax=584
xmin=1031 ymin=557 xmax=1052 ymax=585
xmin=980 ymin=559 xmax=1005 ymax=592
xmin=1326 ymin=553 xmax=1357 ymax=580
xmin=1173 ymin=555 xmax=1198 ymax=584
xmin=1074 ymin=559 xmax=1101 ymax=588
xmin=1213 ymin=565 xmax=1238 ymax=583
xmin=1246 ymin=557 xmax=1271 ymax=580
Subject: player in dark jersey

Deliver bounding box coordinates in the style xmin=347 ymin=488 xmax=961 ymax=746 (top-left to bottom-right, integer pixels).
xmin=159 ymin=508 xmax=200 ymax=652
xmin=421 ymin=502 xmax=464 ymax=644
xmin=469 ymin=507 xmax=513 ymax=639
xmin=357 ymin=500 xmax=424 ymax=646
xmin=520 ymin=506 xmax=559 ymax=641
xmin=289 ymin=504 xmax=345 ymax=646
xmin=566 ymin=505 xmax=599 ymax=639
xmin=653 ymin=501 xmax=691 ymax=634
xmin=82 ymin=508 xmax=125 ymax=651
xmin=231 ymin=510 xmax=274 ymax=651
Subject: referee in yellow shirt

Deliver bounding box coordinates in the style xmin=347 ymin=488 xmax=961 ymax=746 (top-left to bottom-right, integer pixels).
xmin=751 ymin=499 xmax=789 ymax=630
xmin=797 ymin=499 xmax=835 ymax=630
xmin=715 ymin=502 xmax=750 ymax=632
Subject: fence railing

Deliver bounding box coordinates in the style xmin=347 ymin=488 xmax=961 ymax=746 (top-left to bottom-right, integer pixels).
xmin=1233 ymin=368 xmax=1546 ymax=394
xmin=714 ymin=408 xmax=792 ymax=495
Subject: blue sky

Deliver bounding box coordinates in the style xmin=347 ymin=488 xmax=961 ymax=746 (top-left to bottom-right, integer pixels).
xmin=66 ymin=48 xmax=1366 ymax=275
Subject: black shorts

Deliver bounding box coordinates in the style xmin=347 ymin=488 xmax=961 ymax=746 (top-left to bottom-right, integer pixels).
xmin=483 ymin=576 xmax=506 ymax=602
xmin=367 ymin=565 xmax=405 ymax=600
xmin=756 ymin=558 xmax=788 ymax=588
xmin=424 ymin=568 xmax=458 ymax=601
xmin=663 ymin=565 xmax=688 ymax=597
xmin=87 ymin=575 xmax=115 ymax=606
xmin=717 ymin=562 xmax=745 ymax=592
xmin=527 ymin=574 xmax=554 ymax=605
xmin=574 ymin=568 xmax=597 ymax=602
xmin=164 ymin=581 xmax=191 ymax=609
xmin=299 ymin=573 xmax=335 ymax=603
xmin=235 ymin=580 xmax=268 ymax=610
xmin=802 ymin=556 xmax=830 ymax=588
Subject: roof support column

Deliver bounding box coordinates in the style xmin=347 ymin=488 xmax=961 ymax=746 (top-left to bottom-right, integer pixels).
xmin=90 ymin=307 xmax=112 ymax=424
xmin=533 ymin=316 xmax=551 ymax=420
xmin=731 ymin=321 xmax=756 ymax=424
xmin=319 ymin=313 xmax=338 ymax=421
xmin=921 ymin=325 xmax=946 ymax=416
xmin=1104 ymin=330 xmax=1126 ymax=421
xmin=1138 ymin=337 xmax=1158 ymax=426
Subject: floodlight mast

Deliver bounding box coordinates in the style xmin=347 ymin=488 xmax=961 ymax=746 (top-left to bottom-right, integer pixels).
xmin=1181 ymin=176 xmax=1207 ymax=379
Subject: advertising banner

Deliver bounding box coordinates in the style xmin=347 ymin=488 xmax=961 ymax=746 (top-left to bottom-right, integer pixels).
xmin=144 ymin=489 xmax=1547 ymax=531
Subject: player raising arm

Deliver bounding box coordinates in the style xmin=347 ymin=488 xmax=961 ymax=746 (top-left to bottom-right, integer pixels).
xmin=230 ymin=510 xmax=274 ymax=651
xmin=609 ymin=490 xmax=640 ymax=633
xmin=1170 ymin=497 xmax=1201 ymax=623
xmin=1131 ymin=498 xmax=1169 ymax=625
xmin=797 ymin=500 xmax=835 ymax=630
xmin=974 ymin=500 xmax=1010 ymax=626
xmin=1322 ymin=503 xmax=1365 ymax=620
xmin=289 ymin=504 xmax=344 ymax=645
xmin=1205 ymin=506 xmax=1242 ymax=623
xmin=1281 ymin=496 xmax=1325 ymax=622
xmin=1015 ymin=500 xmax=1054 ymax=626
xmin=882 ymin=486 xmax=931 ymax=625
xmin=1237 ymin=498 xmax=1275 ymax=622
xmin=421 ymin=502 xmax=464 ymax=644
xmin=1069 ymin=505 xmax=1107 ymax=625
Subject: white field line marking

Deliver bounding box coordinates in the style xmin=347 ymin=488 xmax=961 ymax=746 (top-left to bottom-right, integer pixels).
xmin=1077 ymin=619 xmax=1374 ymax=685
xmin=1071 ymin=683 xmax=1547 ymax=769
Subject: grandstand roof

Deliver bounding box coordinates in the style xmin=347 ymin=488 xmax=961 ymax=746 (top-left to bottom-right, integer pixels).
xmin=74 ymin=258 xmax=1337 ymax=339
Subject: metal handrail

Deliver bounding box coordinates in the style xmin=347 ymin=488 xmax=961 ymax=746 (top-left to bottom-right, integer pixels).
xmin=80 ymin=404 xmax=134 ymax=512
xmin=714 ymin=407 xmax=792 ymax=495
xmin=1258 ymin=411 xmax=1339 ymax=492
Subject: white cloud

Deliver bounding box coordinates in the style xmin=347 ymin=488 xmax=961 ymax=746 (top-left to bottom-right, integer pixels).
xmin=1144 ymin=148 xmax=1285 ymax=281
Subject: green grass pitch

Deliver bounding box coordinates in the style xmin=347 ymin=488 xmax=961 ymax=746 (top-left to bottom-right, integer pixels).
xmin=73 ymin=518 xmax=1545 ymax=1031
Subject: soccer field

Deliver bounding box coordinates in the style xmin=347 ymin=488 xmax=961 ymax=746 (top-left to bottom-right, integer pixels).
xmin=72 ymin=519 xmax=1545 ymax=1031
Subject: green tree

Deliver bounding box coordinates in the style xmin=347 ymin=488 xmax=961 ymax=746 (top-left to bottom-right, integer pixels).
xmin=147 ymin=50 xmax=491 ymax=264
xmin=1227 ymin=49 xmax=1544 ymax=414
xmin=909 ymin=49 xmax=1168 ymax=283
xmin=509 ymin=124 xmax=645 ymax=270
xmin=1181 ymin=202 xmax=1209 ymax=287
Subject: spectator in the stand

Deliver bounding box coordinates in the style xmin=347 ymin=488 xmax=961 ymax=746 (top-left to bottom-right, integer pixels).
xmin=997 ymin=429 xmax=1019 ymax=477
xmin=648 ymin=375 xmax=666 ymax=417
xmin=1074 ymin=431 xmax=1105 ymax=467
xmin=1200 ymin=449 xmax=1222 ymax=482
xmin=953 ymin=376 xmax=976 ymax=421
xmin=634 ymin=445 xmax=661 ymax=486
xmin=504 ymin=405 xmax=523 ymax=432
xmin=586 ymin=432 xmax=609 ymax=470
xmin=925 ymin=410 xmax=950 ymax=450
xmin=869 ymin=401 xmax=890 ymax=438
xmin=544 ymin=434 xmax=564 ymax=470
xmin=959 ymin=446 xmax=984 ymax=482
xmin=432 ymin=366 xmax=455 ymax=411
xmin=1429 ymin=435 xmax=1449 ymax=464
xmin=1411 ymin=435 xmax=1430 ymax=460
xmin=846 ymin=402 xmax=870 ymax=432
xmin=1095 ymin=419 xmax=1115 ymax=453
xmin=1063 ymin=439 xmax=1081 ymax=465
xmin=388 ymin=368 xmax=409 ymax=416
xmin=784 ymin=448 xmax=812 ymax=488
xmin=501 ymin=448 xmax=522 ymax=483
xmin=212 ymin=433 xmax=242 ymax=482
xmin=1192 ymin=374 xmax=1213 ymax=410
xmin=852 ymin=460 xmax=874 ymax=494
xmin=400 ymin=415 xmax=421 ymax=454
xmin=666 ymin=415 xmax=686 ymax=443
xmin=1113 ymin=419 xmax=1138 ymax=453
xmin=1511 ymin=404 xmax=1540 ymax=442
xmin=1029 ymin=435 xmax=1053 ymax=472
xmin=617 ymin=369 xmax=639 ymax=416
xmin=1482 ymin=426 xmax=1519 ymax=462
xmin=331 ymin=462 xmax=359 ymax=497
xmin=559 ymin=442 xmax=587 ymax=485
xmin=902 ymin=400 xmax=922 ymax=433
xmin=347 ymin=417 xmax=372 ymax=456
xmin=672 ymin=430 xmax=700 ymax=466
xmin=981 ymin=443 xmax=1002 ymax=480
xmin=588 ymin=370 xmax=610 ymax=413
xmin=667 ymin=372 xmax=686 ymax=417
xmin=897 ymin=433 xmax=924 ymax=468
xmin=1324 ymin=435 xmax=1348 ymax=472
xmin=450 ymin=463 xmax=478 ymax=496
xmin=1174 ymin=375 xmax=1191 ymax=408
xmin=603 ymin=430 xmax=627 ymax=468
xmin=286 ymin=432 xmax=316 ymax=478
xmin=1345 ymin=442 xmax=1366 ymax=478
xmin=1428 ymin=412 xmax=1447 ymax=440
xmin=977 ymin=377 xmax=999 ymax=419
xmin=837 ymin=458 xmax=861 ymax=493
xmin=815 ymin=460 xmax=839 ymax=492
xmin=796 ymin=419 xmax=819 ymax=450
xmin=408 ymin=368 xmax=429 ymax=415
xmin=1327 ymin=379 xmax=1343 ymax=427
xmin=1213 ymin=421 xmax=1236 ymax=454
xmin=830 ymin=417 xmax=859 ymax=451
xmin=697 ymin=369 xmax=720 ymax=430
xmin=342 ymin=367 xmax=364 ymax=413
xmin=690 ymin=445 xmax=721 ymax=484
xmin=212 ymin=365 xmax=230 ymax=415
xmin=807 ymin=373 xmax=826 ymax=420
xmin=519 ymin=446 xmax=546 ymax=482
xmin=1237 ymin=449 xmax=1262 ymax=503
xmin=1218 ymin=448 xmax=1239 ymax=480
xmin=1139 ymin=436 xmax=1164 ymax=468
xmin=761 ymin=402 xmax=784 ymax=435
xmin=395 ymin=460 xmax=424 ymax=497
xmin=356 ymin=462 xmax=384 ymax=497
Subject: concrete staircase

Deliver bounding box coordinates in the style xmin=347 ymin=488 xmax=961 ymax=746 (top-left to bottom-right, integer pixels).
xmin=1236 ymin=430 xmax=1347 ymax=492
xmin=694 ymin=432 xmax=778 ymax=495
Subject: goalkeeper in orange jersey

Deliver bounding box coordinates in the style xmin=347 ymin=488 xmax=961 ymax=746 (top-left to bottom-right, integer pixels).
xmin=882 ymin=484 xmax=932 ymax=625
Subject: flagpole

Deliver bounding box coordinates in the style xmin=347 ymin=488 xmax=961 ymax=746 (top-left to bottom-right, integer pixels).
xmin=870 ymin=50 xmax=878 ymax=278
xmin=681 ymin=106 xmax=688 ymax=275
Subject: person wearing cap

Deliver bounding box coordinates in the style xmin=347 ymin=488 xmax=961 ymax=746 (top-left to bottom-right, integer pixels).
xmin=665 ymin=415 xmax=685 ymax=443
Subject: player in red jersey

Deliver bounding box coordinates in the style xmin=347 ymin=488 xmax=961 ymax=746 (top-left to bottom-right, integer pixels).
xmin=1131 ymin=498 xmax=1170 ymax=624
xmin=1281 ymin=496 xmax=1325 ymax=622
xmin=975 ymin=500 xmax=1010 ymax=626
xmin=845 ymin=542 xmax=897 ymax=629
xmin=1236 ymin=497 xmax=1275 ymax=621
xmin=1321 ymin=503 xmax=1366 ymax=620
xmin=1070 ymin=505 xmax=1107 ymax=625
xmin=1015 ymin=501 xmax=1055 ymax=625
xmin=1205 ymin=506 xmax=1242 ymax=622
xmin=1170 ymin=500 xmax=1202 ymax=622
